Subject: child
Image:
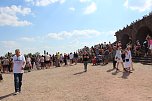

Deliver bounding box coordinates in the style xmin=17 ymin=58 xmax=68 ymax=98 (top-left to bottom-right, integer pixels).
xmin=92 ymin=56 xmax=97 ymax=66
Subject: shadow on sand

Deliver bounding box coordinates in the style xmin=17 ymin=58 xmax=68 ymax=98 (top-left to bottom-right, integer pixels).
xmin=73 ymin=71 xmax=86 ymax=75
xmin=107 ymin=68 xmax=115 ymax=72
xmin=0 ymin=93 xmax=14 ymax=100
xmin=112 ymin=70 xmax=119 ymax=75
xmin=121 ymin=72 xmax=130 ymax=79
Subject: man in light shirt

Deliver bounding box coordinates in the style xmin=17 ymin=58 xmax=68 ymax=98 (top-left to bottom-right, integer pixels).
xmin=69 ymin=53 xmax=74 ymax=65
xmin=13 ymin=49 xmax=26 ymax=95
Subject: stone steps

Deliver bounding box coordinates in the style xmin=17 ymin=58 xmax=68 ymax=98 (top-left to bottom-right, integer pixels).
xmin=132 ymin=55 xmax=152 ymax=65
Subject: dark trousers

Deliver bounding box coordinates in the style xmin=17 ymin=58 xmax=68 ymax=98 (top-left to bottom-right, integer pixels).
xmin=84 ymin=61 xmax=88 ymax=71
xmin=64 ymin=59 xmax=67 ymax=65
xmin=113 ymin=57 xmax=117 ymax=68
xmin=14 ymin=73 xmax=23 ymax=92
xmin=0 ymin=73 xmax=3 ymax=80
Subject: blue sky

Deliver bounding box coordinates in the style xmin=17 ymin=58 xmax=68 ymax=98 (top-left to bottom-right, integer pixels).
xmin=0 ymin=0 xmax=152 ymax=55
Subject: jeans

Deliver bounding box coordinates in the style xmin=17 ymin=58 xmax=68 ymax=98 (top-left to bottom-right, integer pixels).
xmin=113 ymin=57 xmax=117 ymax=68
xmin=84 ymin=61 xmax=88 ymax=71
xmin=14 ymin=73 xmax=23 ymax=92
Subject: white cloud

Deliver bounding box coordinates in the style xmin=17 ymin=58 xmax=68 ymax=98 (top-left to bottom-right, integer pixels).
xmin=20 ymin=37 xmax=36 ymax=42
xmin=47 ymin=29 xmax=101 ymax=40
xmin=69 ymin=7 xmax=75 ymax=11
xmin=59 ymin=0 xmax=65 ymax=4
xmin=124 ymin=0 xmax=152 ymax=12
xmin=0 ymin=30 xmax=116 ymax=56
xmin=0 ymin=41 xmax=19 ymax=54
xmin=0 ymin=41 xmax=19 ymax=48
xmin=0 ymin=5 xmax=32 ymax=26
xmin=84 ymin=2 xmax=97 ymax=15
xmin=25 ymin=0 xmax=66 ymax=6
xmin=80 ymin=0 xmax=88 ymax=3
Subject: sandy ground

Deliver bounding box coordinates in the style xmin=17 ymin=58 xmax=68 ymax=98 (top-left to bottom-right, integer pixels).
xmin=0 ymin=63 xmax=152 ymax=101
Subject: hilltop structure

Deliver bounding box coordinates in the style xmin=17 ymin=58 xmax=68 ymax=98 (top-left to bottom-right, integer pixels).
xmin=115 ymin=12 xmax=152 ymax=48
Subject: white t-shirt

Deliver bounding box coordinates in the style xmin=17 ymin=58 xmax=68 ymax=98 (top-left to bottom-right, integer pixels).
xmin=40 ymin=57 xmax=44 ymax=62
xmin=13 ymin=55 xmax=26 ymax=73
xmin=69 ymin=54 xmax=74 ymax=60
xmin=45 ymin=55 xmax=50 ymax=61
xmin=26 ymin=57 xmax=31 ymax=64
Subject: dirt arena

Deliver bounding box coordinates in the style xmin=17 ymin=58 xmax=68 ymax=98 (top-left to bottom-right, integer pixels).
xmin=0 ymin=63 xmax=152 ymax=101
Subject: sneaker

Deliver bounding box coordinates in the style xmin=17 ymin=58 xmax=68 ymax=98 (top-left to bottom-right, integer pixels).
xmin=13 ymin=92 xmax=19 ymax=95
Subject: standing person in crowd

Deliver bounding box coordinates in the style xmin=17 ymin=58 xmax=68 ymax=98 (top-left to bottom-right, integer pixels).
xmin=83 ymin=51 xmax=89 ymax=72
xmin=45 ymin=53 xmax=50 ymax=69
xmin=69 ymin=53 xmax=74 ymax=66
xmin=103 ymin=42 xmax=107 ymax=49
xmin=143 ymin=39 xmax=149 ymax=57
xmin=64 ymin=53 xmax=68 ymax=66
xmin=49 ymin=55 xmax=52 ymax=67
xmin=103 ymin=48 xmax=109 ymax=65
xmin=52 ymin=54 xmax=55 ymax=66
xmin=112 ymin=45 xmax=117 ymax=69
xmin=9 ymin=58 xmax=13 ymax=72
xmin=40 ymin=55 xmax=45 ymax=69
xmin=117 ymin=41 xmax=122 ymax=47
xmin=60 ymin=54 xmax=64 ymax=66
xmin=36 ymin=56 xmax=41 ymax=70
xmin=31 ymin=56 xmax=36 ymax=70
xmin=124 ymin=45 xmax=133 ymax=73
xmin=134 ymin=40 xmax=141 ymax=57
xmin=26 ymin=56 xmax=32 ymax=72
xmin=56 ymin=52 xmax=60 ymax=67
xmin=74 ymin=52 xmax=78 ymax=65
xmin=12 ymin=49 xmax=26 ymax=95
xmin=115 ymin=46 xmax=124 ymax=72
xmin=2 ymin=57 xmax=9 ymax=73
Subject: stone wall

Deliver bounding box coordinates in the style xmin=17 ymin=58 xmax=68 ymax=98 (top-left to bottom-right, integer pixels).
xmin=115 ymin=12 xmax=152 ymax=48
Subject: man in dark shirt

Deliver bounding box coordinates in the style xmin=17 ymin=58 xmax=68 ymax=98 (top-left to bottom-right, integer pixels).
xmin=143 ymin=40 xmax=149 ymax=57
xmin=112 ymin=46 xmax=117 ymax=69
xmin=83 ymin=51 xmax=89 ymax=72
xmin=74 ymin=52 xmax=78 ymax=65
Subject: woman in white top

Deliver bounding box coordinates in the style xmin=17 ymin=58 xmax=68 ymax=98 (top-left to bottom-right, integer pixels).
xmin=124 ymin=46 xmax=132 ymax=73
xmin=115 ymin=46 xmax=124 ymax=71
xmin=125 ymin=49 xmax=131 ymax=72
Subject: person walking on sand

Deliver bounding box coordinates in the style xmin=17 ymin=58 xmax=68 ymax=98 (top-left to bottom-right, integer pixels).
xmin=83 ymin=51 xmax=89 ymax=72
xmin=115 ymin=46 xmax=124 ymax=72
xmin=112 ymin=45 xmax=117 ymax=69
xmin=13 ymin=49 xmax=26 ymax=95
xmin=124 ymin=45 xmax=133 ymax=73
xmin=127 ymin=45 xmax=134 ymax=71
